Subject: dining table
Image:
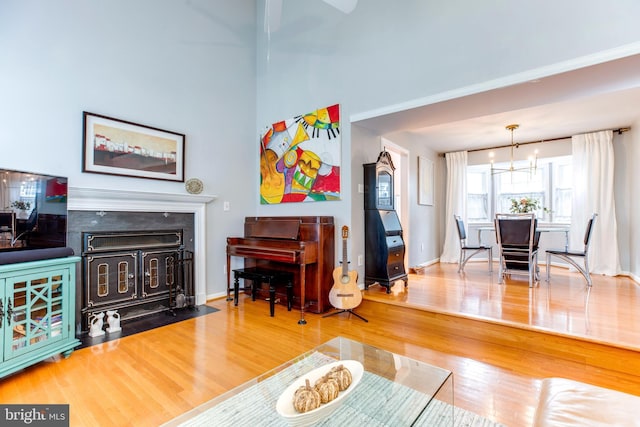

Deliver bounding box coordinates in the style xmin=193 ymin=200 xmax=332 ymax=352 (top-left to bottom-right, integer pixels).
xmin=476 ymin=225 xmax=570 ymax=250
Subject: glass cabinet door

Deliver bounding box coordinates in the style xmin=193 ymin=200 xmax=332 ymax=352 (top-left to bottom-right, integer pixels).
xmin=377 ymin=171 xmax=393 ymax=209
xmin=4 ymin=268 xmax=68 ymax=360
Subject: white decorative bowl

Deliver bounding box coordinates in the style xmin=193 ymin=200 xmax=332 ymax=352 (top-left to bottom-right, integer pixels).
xmin=275 ymin=360 xmax=364 ymax=426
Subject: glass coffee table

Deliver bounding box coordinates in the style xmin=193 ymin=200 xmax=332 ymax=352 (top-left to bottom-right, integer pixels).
xmin=162 ymin=337 xmax=454 ymax=426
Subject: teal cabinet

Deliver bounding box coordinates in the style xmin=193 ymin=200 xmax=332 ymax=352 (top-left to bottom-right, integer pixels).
xmin=0 ymin=256 xmax=80 ymax=378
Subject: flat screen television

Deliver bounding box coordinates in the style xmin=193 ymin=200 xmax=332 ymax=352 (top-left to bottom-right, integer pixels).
xmin=0 ymin=168 xmax=68 ymax=253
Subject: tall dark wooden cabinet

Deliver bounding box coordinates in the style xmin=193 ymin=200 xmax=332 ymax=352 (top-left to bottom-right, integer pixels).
xmin=363 ymin=151 xmax=408 ymax=293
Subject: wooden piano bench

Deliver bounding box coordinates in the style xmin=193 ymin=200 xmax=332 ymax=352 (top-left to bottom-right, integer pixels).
xmin=231 ymin=267 xmax=294 ymax=317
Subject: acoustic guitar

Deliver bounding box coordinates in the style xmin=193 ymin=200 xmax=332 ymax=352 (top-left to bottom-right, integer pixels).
xmin=328 ymin=226 xmax=362 ymax=310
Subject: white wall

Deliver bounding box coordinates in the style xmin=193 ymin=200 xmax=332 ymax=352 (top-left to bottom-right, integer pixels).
xmin=0 ymin=0 xmax=257 ymax=297
xmin=258 ymin=0 xmax=640 ymax=120
xmin=467 ymin=139 xmax=573 ymax=166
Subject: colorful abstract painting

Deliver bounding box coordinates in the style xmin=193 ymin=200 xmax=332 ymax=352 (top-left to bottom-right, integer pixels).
xmin=260 ymin=104 xmax=341 ymax=204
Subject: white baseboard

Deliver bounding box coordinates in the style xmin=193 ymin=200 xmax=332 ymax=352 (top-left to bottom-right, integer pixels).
xmin=417 ymin=258 xmax=440 ymax=267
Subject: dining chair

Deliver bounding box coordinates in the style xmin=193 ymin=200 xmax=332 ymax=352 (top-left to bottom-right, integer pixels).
xmin=545 ymin=213 xmax=597 ymax=286
xmin=454 ymin=215 xmax=492 ymax=273
xmin=495 ymin=213 xmax=540 ymax=287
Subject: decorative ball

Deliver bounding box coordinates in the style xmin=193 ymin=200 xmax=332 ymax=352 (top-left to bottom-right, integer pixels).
xmin=314 ymin=374 xmax=340 ymax=403
xmin=327 ymin=365 xmax=352 ymax=391
xmin=293 ymin=379 xmax=321 ymax=413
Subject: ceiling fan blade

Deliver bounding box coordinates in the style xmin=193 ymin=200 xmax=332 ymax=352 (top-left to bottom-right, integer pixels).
xmin=322 ymin=0 xmax=358 ymax=14
xmin=264 ymin=0 xmax=283 ymax=33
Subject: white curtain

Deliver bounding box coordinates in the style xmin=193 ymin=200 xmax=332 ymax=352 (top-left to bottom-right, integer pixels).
xmin=440 ymin=151 xmax=468 ymax=263
xmin=571 ymin=130 xmax=621 ymax=276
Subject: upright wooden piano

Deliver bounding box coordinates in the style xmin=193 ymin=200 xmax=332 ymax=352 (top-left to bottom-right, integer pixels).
xmin=226 ymin=216 xmax=334 ymax=324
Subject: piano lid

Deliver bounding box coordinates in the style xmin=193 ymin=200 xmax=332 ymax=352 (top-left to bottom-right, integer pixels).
xmin=246 ymin=219 xmax=301 ymax=240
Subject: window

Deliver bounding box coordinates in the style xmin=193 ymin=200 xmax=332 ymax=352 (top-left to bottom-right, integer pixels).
xmin=467 ymin=168 xmax=489 ymax=222
xmin=467 ymin=155 xmax=571 ymax=224
xmin=19 ymin=180 xmax=37 ymax=198
xmin=552 ymin=159 xmax=573 ymax=222
xmin=496 ymin=161 xmax=548 ymax=220
xmin=15 ymin=179 xmax=36 ymax=214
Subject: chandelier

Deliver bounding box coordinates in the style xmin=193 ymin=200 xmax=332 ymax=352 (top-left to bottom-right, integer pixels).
xmin=490 ymin=124 xmax=538 ymax=176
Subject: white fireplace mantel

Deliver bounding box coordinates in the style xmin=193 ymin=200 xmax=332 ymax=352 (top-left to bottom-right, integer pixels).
xmin=68 ymin=187 xmax=217 ymax=211
xmin=68 ymin=186 xmax=217 ymax=306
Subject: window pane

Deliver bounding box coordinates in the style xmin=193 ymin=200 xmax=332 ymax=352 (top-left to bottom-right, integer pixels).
xmin=466 ymin=167 xmax=489 ymax=222
xmin=20 ymin=180 xmax=37 ymax=198
xmin=468 ymin=194 xmax=488 ymax=221
xmin=553 ymin=160 xmax=572 ymax=222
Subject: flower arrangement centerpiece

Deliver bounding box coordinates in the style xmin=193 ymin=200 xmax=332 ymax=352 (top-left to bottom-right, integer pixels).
xmin=10 ymin=200 xmax=31 ymax=211
xmin=509 ymin=197 xmax=547 ymax=214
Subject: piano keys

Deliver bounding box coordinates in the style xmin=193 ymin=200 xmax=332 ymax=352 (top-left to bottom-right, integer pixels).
xmin=226 ymin=216 xmax=334 ymax=324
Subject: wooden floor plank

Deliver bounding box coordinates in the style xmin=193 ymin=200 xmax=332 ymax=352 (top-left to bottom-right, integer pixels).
xmin=0 ymin=262 xmax=638 ymax=427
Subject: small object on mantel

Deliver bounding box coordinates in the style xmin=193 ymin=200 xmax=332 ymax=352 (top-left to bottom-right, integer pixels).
xmin=185 ymin=178 xmax=203 ymax=194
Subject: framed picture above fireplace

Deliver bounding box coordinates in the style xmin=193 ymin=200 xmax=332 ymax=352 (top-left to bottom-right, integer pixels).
xmin=82 ymin=112 xmax=185 ymax=182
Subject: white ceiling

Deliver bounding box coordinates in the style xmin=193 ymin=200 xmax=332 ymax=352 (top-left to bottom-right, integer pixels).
xmin=352 ymin=54 xmax=640 ymax=153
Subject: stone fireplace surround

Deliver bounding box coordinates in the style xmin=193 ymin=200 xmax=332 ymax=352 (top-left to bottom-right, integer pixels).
xmin=67 ymin=187 xmax=216 ymax=332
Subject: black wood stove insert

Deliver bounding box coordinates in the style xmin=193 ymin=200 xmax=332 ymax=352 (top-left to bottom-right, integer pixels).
xmin=81 ymin=229 xmax=194 ymax=330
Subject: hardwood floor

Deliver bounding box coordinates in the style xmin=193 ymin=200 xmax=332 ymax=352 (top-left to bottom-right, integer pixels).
xmin=1 ymin=262 xmax=639 ymax=427
xmin=371 ymin=262 xmax=640 ymax=351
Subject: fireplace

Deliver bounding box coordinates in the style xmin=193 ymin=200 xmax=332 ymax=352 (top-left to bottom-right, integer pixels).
xmin=68 ymin=186 xmax=215 ymax=334
xmin=81 ymin=229 xmax=194 ymax=327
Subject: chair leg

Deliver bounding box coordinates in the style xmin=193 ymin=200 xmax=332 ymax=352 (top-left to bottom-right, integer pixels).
xmin=460 ymin=248 xmax=494 ymax=274
xmin=548 ymin=253 xmax=592 ymax=287
xmin=584 ymin=255 xmax=592 ymax=287
xmin=546 ymin=253 xmax=551 ymax=282
xmin=528 ymin=254 xmax=538 ymax=287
